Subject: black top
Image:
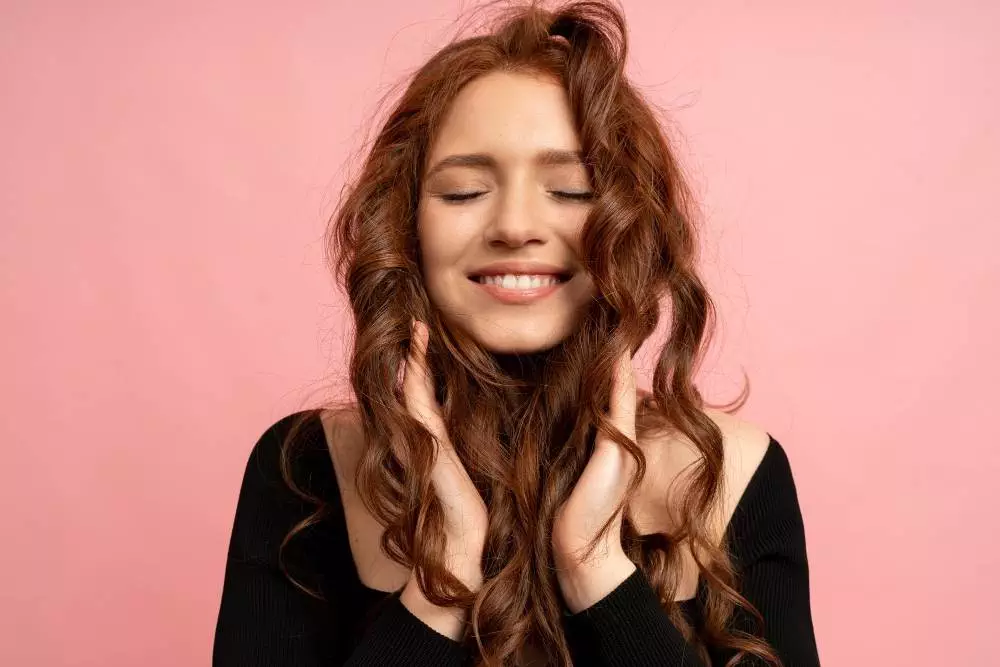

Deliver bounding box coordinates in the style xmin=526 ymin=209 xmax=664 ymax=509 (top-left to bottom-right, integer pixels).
xmin=213 ymin=410 xmax=820 ymax=666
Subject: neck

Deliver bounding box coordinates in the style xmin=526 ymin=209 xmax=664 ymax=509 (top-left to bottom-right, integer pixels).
xmin=491 ymin=350 xmax=549 ymax=384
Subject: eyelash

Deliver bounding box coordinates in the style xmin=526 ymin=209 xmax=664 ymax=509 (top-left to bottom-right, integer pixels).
xmin=439 ymin=191 xmax=594 ymax=204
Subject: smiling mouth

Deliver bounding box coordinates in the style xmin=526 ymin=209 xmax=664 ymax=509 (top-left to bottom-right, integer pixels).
xmin=466 ymin=273 xmax=573 ymax=305
xmin=468 ymin=273 xmax=572 ymax=287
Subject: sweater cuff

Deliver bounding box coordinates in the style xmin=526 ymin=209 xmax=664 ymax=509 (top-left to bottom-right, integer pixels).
xmin=352 ymin=594 xmax=471 ymax=666
xmin=562 ymin=566 xmax=689 ymax=664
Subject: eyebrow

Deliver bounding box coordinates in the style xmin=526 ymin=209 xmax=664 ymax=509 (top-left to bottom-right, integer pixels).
xmin=424 ymin=149 xmax=585 ymax=179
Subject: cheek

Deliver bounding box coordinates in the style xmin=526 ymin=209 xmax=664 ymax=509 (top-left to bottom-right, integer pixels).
xmin=574 ymin=272 xmax=598 ymax=304
xmin=416 ymin=215 xmax=469 ymax=297
xmin=418 ymin=203 xmax=481 ymax=259
xmin=417 ymin=217 xmax=452 ymax=271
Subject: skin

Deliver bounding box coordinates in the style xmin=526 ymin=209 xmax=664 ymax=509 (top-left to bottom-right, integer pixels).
xmin=401 ymin=319 xmax=640 ymax=640
xmin=417 ymin=70 xmax=597 ymax=354
xmin=401 ymin=71 xmax=640 ymax=638
xmin=323 ymin=71 xmax=774 ymax=643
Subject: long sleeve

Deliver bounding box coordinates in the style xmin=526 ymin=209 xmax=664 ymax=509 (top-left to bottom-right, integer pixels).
xmin=212 ymin=412 xmax=471 ymax=666
xmin=561 ymin=437 xmax=821 ymax=666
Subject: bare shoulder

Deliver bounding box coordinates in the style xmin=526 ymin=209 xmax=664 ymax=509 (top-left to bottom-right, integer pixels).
xmin=704 ymin=408 xmax=772 ymax=494
xmin=318 ymin=405 xmax=365 ymax=492
xmin=631 ymin=404 xmax=772 ymax=542
xmin=317 ymin=404 xmax=411 ymax=592
xmin=702 ymin=408 xmax=772 ymax=542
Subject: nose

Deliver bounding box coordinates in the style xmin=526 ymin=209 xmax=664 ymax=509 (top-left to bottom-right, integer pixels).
xmin=483 ymin=186 xmax=546 ymax=249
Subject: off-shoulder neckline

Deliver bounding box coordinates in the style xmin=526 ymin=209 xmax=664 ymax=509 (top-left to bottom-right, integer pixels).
xmin=298 ymin=410 xmax=781 ymax=608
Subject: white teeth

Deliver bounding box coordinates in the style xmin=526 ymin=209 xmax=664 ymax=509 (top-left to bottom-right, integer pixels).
xmin=477 ymin=274 xmax=562 ymax=289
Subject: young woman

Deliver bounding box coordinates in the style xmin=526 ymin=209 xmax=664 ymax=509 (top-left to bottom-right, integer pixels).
xmin=213 ymin=2 xmax=821 ymax=665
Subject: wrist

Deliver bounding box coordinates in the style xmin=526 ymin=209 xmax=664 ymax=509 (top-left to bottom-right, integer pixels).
xmin=444 ymin=554 xmax=484 ymax=594
xmin=400 ymin=575 xmax=470 ymax=641
xmin=556 ymin=552 xmax=637 ymax=614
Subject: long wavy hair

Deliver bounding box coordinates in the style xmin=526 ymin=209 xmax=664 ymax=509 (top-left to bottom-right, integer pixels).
xmin=276 ymin=1 xmax=780 ymax=665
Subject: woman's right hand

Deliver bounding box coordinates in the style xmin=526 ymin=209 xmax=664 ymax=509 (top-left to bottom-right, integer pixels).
xmin=402 ymin=319 xmax=488 ymax=592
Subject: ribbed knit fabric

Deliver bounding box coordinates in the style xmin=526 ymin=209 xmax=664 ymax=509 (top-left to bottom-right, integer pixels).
xmin=212 ymin=410 xmax=820 ymax=666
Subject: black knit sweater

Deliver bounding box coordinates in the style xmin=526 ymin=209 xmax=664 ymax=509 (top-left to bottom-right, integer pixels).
xmin=212 ymin=410 xmax=820 ymax=665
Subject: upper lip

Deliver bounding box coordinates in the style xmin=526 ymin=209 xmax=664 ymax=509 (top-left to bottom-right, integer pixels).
xmin=467 ymin=261 xmax=573 ymax=277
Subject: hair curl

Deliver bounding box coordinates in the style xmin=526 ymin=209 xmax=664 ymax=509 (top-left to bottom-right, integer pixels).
xmin=277 ymin=1 xmax=781 ymax=665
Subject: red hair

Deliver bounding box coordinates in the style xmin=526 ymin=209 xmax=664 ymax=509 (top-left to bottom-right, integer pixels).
xmin=280 ymin=1 xmax=780 ymax=664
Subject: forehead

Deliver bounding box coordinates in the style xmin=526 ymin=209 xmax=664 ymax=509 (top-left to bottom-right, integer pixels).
xmin=426 ymin=71 xmax=582 ymax=166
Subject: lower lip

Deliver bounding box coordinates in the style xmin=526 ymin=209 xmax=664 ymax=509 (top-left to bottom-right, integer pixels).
xmin=469 ymin=276 xmax=569 ymax=304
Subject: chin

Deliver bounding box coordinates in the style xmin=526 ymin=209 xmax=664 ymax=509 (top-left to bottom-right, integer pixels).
xmin=462 ymin=318 xmax=574 ymax=355
xmin=481 ymin=337 xmax=562 ymax=355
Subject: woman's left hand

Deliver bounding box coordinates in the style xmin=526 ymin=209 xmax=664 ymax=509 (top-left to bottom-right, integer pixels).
xmin=552 ymin=349 xmax=642 ymax=612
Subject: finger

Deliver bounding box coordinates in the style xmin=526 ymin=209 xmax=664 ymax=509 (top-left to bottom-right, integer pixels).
xmin=403 ymin=320 xmax=445 ymax=440
xmin=405 ymin=322 xmax=474 ymax=498
xmin=578 ymin=351 xmax=639 ymax=525
xmin=608 ymin=348 xmax=637 ymax=442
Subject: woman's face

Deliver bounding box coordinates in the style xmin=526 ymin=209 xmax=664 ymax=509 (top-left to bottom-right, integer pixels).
xmin=417 ymin=71 xmax=597 ymax=354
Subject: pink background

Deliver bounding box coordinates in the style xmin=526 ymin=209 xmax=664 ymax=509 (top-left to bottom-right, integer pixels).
xmin=3 ymin=1 xmax=997 ymax=664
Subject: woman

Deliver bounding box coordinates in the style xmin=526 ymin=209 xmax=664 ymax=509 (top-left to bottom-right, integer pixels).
xmin=213 ymin=1 xmax=820 ymax=665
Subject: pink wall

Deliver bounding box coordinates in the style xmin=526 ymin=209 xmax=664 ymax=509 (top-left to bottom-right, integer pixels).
xmin=2 ymin=1 xmax=997 ymax=664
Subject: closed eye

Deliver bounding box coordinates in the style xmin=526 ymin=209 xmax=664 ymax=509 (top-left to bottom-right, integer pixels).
xmin=552 ymin=191 xmax=594 ymax=202
xmin=439 ymin=192 xmax=486 ymax=203
xmin=438 ymin=191 xmax=594 ymax=204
